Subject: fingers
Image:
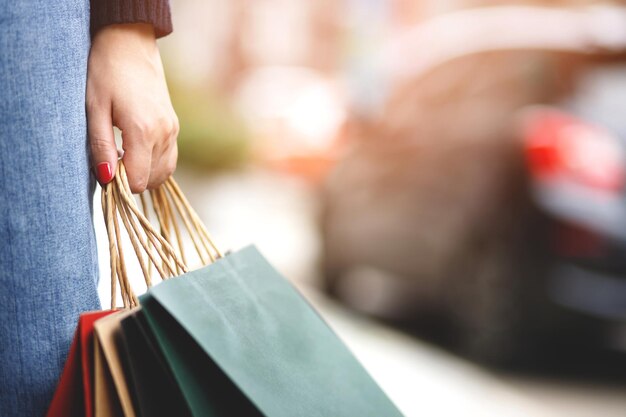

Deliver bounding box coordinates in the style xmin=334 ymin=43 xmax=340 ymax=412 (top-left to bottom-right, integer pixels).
xmin=87 ymin=102 xmax=118 ymax=185
xmin=149 ymin=115 xmax=179 ymax=188
xmin=121 ymin=129 xmax=152 ymax=194
xmin=88 ymin=103 xmax=179 ymax=193
xmin=87 ymin=24 xmax=178 ymax=195
xmin=119 ymin=112 xmax=179 ymax=194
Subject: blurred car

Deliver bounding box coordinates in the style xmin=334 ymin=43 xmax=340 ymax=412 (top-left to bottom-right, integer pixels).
xmin=321 ymin=5 xmax=626 ymax=364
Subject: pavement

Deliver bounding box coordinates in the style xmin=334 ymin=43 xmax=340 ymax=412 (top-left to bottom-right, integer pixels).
xmin=94 ymin=167 xmax=626 ymax=417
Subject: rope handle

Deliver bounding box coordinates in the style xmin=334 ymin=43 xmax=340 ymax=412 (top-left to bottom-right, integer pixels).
xmin=101 ymin=162 xmax=222 ymax=309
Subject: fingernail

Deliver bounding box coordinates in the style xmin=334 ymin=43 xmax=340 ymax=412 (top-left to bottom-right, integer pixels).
xmin=96 ymin=162 xmax=113 ymax=185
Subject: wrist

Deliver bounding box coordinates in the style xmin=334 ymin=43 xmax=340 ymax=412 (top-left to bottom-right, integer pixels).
xmin=91 ymin=23 xmax=159 ymax=62
xmin=93 ymin=23 xmax=156 ymax=47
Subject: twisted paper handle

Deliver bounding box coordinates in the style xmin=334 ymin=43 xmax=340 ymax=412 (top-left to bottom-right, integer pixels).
xmin=101 ymin=162 xmax=222 ymax=309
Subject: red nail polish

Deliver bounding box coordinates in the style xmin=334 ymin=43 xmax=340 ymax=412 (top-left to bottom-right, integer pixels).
xmin=96 ymin=162 xmax=113 ymax=184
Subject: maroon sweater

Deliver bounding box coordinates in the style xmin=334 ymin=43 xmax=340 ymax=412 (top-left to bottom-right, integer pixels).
xmin=90 ymin=0 xmax=173 ymax=38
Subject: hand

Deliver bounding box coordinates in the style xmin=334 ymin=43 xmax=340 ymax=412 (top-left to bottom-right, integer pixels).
xmin=87 ymin=23 xmax=179 ymax=193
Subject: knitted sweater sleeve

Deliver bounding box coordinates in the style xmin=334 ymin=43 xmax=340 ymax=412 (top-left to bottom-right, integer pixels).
xmin=90 ymin=0 xmax=173 ymax=38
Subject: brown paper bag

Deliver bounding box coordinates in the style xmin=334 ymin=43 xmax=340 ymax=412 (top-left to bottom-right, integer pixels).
xmin=94 ymin=309 xmax=137 ymax=417
xmin=94 ymin=334 xmax=124 ymax=417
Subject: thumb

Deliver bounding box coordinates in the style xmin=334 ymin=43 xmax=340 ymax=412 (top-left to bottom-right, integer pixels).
xmin=87 ymin=104 xmax=118 ymax=185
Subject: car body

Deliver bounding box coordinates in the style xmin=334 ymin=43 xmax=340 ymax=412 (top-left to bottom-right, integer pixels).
xmin=321 ymin=5 xmax=626 ymax=363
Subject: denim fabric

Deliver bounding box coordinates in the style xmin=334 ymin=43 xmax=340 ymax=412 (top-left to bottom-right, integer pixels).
xmin=0 ymin=1 xmax=101 ymax=416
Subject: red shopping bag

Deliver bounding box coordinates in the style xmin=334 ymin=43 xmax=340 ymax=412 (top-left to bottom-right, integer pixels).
xmin=47 ymin=310 xmax=117 ymax=417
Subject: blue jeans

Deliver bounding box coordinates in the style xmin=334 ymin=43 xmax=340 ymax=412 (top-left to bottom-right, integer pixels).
xmin=0 ymin=1 xmax=101 ymax=415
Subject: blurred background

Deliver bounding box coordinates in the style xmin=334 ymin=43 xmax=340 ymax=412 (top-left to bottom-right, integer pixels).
xmin=98 ymin=0 xmax=626 ymax=415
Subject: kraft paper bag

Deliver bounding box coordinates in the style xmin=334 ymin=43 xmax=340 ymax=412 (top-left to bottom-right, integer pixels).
xmin=93 ymin=309 xmax=137 ymax=417
xmin=93 ymin=335 xmax=124 ymax=417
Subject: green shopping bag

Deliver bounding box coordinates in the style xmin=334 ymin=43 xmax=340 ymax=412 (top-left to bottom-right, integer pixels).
xmin=139 ymin=246 xmax=402 ymax=417
xmin=102 ymin=163 xmax=402 ymax=417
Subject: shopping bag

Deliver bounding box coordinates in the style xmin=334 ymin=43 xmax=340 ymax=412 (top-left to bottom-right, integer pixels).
xmin=117 ymin=310 xmax=192 ymax=417
xmin=140 ymin=294 xmax=264 ymax=416
xmin=93 ymin=309 xmax=137 ymax=417
xmin=51 ymin=161 xmax=401 ymax=417
xmin=93 ymin=334 xmax=124 ymax=417
xmin=139 ymin=245 xmax=403 ymax=417
xmin=47 ymin=310 xmax=117 ymax=417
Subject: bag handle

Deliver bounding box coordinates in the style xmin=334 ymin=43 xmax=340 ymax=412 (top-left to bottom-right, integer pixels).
xmin=101 ymin=162 xmax=222 ymax=309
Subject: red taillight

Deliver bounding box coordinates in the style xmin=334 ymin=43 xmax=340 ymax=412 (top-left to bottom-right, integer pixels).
xmin=523 ymin=110 xmax=626 ymax=191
